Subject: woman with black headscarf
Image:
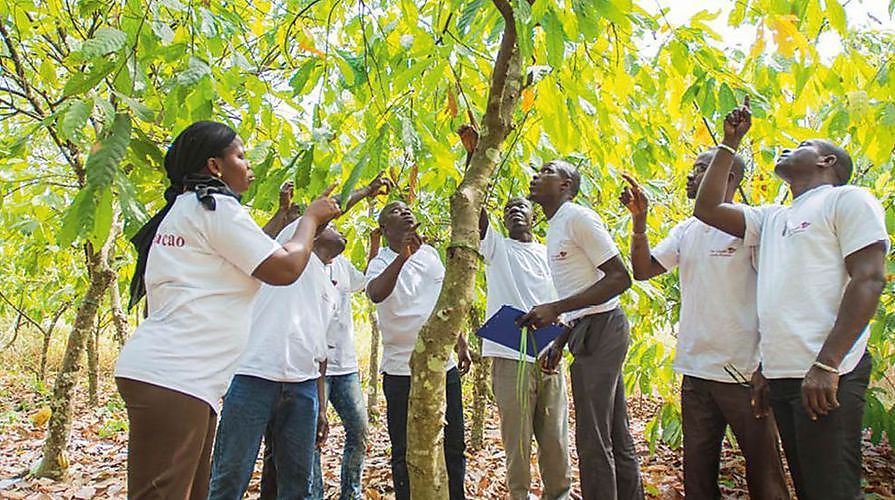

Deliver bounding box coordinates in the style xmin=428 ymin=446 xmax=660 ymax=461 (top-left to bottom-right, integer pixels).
xmin=115 ymin=121 xmax=340 ymax=499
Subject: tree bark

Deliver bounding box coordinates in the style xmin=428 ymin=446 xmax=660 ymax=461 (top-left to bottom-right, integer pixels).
xmin=39 ymin=303 xmax=69 ymax=383
xmin=108 ymin=274 xmax=129 ymax=347
xmin=469 ymin=306 xmax=489 ymax=451
xmin=366 ymin=308 xmax=381 ymax=424
xmin=86 ymin=311 xmax=100 ymax=407
xmin=406 ymin=2 xmax=522 ymax=497
xmin=34 ymin=230 xmax=117 ymax=479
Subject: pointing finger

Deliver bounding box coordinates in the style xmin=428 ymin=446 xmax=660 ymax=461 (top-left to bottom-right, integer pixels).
xmin=320 ymin=183 xmax=338 ymax=197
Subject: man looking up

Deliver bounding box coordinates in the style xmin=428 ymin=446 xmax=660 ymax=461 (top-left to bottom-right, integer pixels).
xmin=365 ymin=201 xmax=472 ymax=500
xmin=522 ymin=160 xmax=643 ymax=500
xmin=695 ymin=96 xmax=888 ymax=499
xmin=460 ymin=123 xmax=571 ymax=500
xmin=620 ymin=153 xmax=788 ymax=499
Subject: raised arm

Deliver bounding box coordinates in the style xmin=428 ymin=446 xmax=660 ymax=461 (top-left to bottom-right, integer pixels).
xmin=262 ymin=181 xmax=302 ymax=237
xmin=620 ymin=174 xmax=667 ymax=280
xmin=253 ymin=185 xmax=341 ymax=285
xmin=801 ymin=241 xmax=887 ymax=420
xmin=366 ymin=231 xmax=421 ymax=303
xmin=693 ymin=97 xmax=751 ymax=238
xmin=365 ymin=227 xmax=382 ymax=272
xmin=479 ymin=207 xmax=489 ymax=240
xmin=343 ymin=171 xmax=394 ymax=214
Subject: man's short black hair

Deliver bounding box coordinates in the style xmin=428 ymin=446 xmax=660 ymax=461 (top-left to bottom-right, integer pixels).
xmin=504 ymin=196 xmax=532 ymax=209
xmin=547 ymin=159 xmax=580 ymax=197
xmin=378 ymin=200 xmax=404 ymax=226
xmin=816 ymin=139 xmax=853 ymax=185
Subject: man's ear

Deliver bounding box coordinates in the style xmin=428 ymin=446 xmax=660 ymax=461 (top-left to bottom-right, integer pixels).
xmin=817 ymin=154 xmax=837 ymax=170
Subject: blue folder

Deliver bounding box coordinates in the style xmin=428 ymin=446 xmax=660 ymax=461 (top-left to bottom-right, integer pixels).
xmin=475 ymin=305 xmax=565 ymax=357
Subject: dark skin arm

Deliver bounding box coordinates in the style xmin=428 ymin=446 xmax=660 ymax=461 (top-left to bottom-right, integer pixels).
xmin=455 ymin=332 xmax=472 ymax=375
xmin=253 ymin=184 xmax=341 ymax=286
xmin=343 ymin=171 xmax=394 ymax=214
xmin=518 ymin=255 xmax=632 ymax=330
xmin=619 ymin=174 xmax=668 ymax=280
xmin=262 ymin=181 xmax=303 ymax=238
xmin=316 ymin=360 xmax=329 ymax=448
xmin=693 ymin=96 xmax=751 ymax=238
xmin=366 ymin=230 xmax=421 ymax=303
xmin=479 ymin=208 xmax=489 ymax=240
xmin=801 ymin=242 xmax=887 ymax=420
xmin=365 ymin=227 xmax=381 ymax=271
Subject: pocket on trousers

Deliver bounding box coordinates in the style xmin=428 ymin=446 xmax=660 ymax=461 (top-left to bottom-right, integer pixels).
xmin=567 ymin=318 xmax=592 ymax=357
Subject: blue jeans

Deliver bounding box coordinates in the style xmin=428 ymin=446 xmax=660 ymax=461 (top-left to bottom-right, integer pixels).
xmin=309 ymin=372 xmax=368 ymax=500
xmin=208 ymin=375 xmax=319 ymax=500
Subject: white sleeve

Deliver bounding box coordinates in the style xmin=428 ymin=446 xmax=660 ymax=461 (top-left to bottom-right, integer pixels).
xmin=569 ymin=208 xmax=619 ymax=268
xmin=742 ymin=204 xmax=775 ymax=248
xmin=205 ymin=196 xmax=281 ymax=276
xmin=364 ymin=253 xmax=388 ymax=289
xmin=480 ymin=224 xmax=499 ymax=264
xmin=345 ymin=259 xmax=366 ymax=293
xmin=651 ymin=220 xmax=687 ymax=271
xmin=834 ymin=187 xmax=890 ymax=258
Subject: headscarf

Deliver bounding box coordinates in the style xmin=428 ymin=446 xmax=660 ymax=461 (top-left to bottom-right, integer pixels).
xmin=128 ymin=121 xmax=240 ymax=310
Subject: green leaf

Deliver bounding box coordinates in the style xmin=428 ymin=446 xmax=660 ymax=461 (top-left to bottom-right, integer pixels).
xmin=340 ymin=126 xmax=389 ymax=206
xmin=177 ymin=56 xmax=211 ymax=86
xmin=826 ymin=0 xmax=847 ymax=36
xmin=77 ymin=27 xmax=127 ymax=59
xmin=93 ymin=95 xmax=115 ymax=127
xmin=60 ymin=99 xmax=93 ymax=142
xmin=879 ymin=103 xmax=895 ymax=127
xmin=114 ymin=92 xmax=155 ymax=122
xmin=63 ymin=59 xmax=117 ymax=97
xmin=295 ymin=146 xmax=315 ymax=192
xmin=514 ymin=0 xmax=532 ymax=24
xmin=58 ymin=188 xmax=94 ymax=247
xmin=717 ymin=83 xmax=736 ymax=113
xmin=728 ymin=0 xmax=748 ymax=26
xmin=85 ymin=113 xmax=132 ymax=189
xmin=115 ymin=171 xmax=149 ymax=238
xmin=336 ymin=49 xmax=368 ymax=88
xmin=543 ymin=9 xmax=565 ymax=69
xmin=289 ymin=60 xmax=317 ymax=96
xmin=89 ymin=186 xmax=114 ymax=248
xmin=457 ymin=0 xmax=484 ymax=34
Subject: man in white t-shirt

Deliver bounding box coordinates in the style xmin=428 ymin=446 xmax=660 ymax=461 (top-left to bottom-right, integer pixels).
xmin=522 ymin=160 xmax=643 ymax=500
xmin=694 ymin=97 xmax=888 ymax=499
xmin=209 ymin=225 xmax=343 ymax=499
xmin=366 ymin=201 xmax=472 ymax=500
xmin=478 ymin=198 xmax=571 ymax=499
xmin=620 ymin=156 xmax=787 ymax=498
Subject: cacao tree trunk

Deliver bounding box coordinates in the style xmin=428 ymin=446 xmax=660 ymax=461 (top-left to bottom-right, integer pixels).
xmin=39 ymin=303 xmax=70 ymax=384
xmin=469 ymin=306 xmax=489 ymax=451
xmin=406 ymin=2 xmax=522 ymax=496
xmin=366 ymin=308 xmax=382 ymax=424
xmin=34 ymin=230 xmax=117 ymax=479
xmin=86 ymin=311 xmax=101 ymax=407
xmin=108 ymin=275 xmax=129 ymax=347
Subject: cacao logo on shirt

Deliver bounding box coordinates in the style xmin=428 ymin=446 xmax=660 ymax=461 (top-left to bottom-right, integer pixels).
xmin=709 ymin=246 xmax=738 ymax=257
xmin=153 ymin=233 xmax=186 ymax=247
xmin=552 ymin=250 xmax=568 ymax=261
xmin=782 ymin=221 xmax=811 ymax=237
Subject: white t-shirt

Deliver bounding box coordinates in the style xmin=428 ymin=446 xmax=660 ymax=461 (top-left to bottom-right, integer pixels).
xmin=481 ymin=224 xmax=557 ymax=361
xmin=652 ymin=216 xmax=760 ymax=382
xmin=115 ymin=193 xmax=280 ymax=412
xmin=743 ymin=185 xmax=888 ymax=378
xmin=545 ymin=202 xmax=621 ymax=322
xmin=365 ymin=245 xmax=455 ymax=376
xmin=324 ymin=255 xmax=366 ymax=376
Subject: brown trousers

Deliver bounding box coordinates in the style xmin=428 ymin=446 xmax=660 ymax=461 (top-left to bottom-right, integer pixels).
xmin=568 ymin=309 xmax=643 ymax=500
xmin=116 ymin=378 xmax=217 ymax=500
xmin=681 ymin=375 xmax=789 ymax=500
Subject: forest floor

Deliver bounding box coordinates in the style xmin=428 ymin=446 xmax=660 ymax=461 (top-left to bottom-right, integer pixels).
xmin=1 ymin=370 xmax=895 ymax=499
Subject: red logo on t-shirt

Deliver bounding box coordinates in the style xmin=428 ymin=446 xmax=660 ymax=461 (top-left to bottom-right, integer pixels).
xmin=154 ymin=233 xmax=186 ymax=247
xmin=552 ymin=250 xmax=568 ymax=261
xmin=709 ymin=246 xmax=737 ymax=257
xmin=783 ymin=221 xmax=811 ymax=237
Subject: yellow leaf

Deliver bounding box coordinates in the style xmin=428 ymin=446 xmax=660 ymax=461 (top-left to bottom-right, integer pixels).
xmin=521 ymin=88 xmax=535 ymax=112
xmin=31 ymin=406 xmax=51 ymax=428
xmin=769 ymin=15 xmax=810 ymax=58
xmin=749 ymin=22 xmax=766 ymax=59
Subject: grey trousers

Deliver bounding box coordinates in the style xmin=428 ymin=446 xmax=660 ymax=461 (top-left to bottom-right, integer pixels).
xmin=491 ymin=357 xmax=572 ymax=500
xmin=567 ymin=308 xmax=643 ymax=500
